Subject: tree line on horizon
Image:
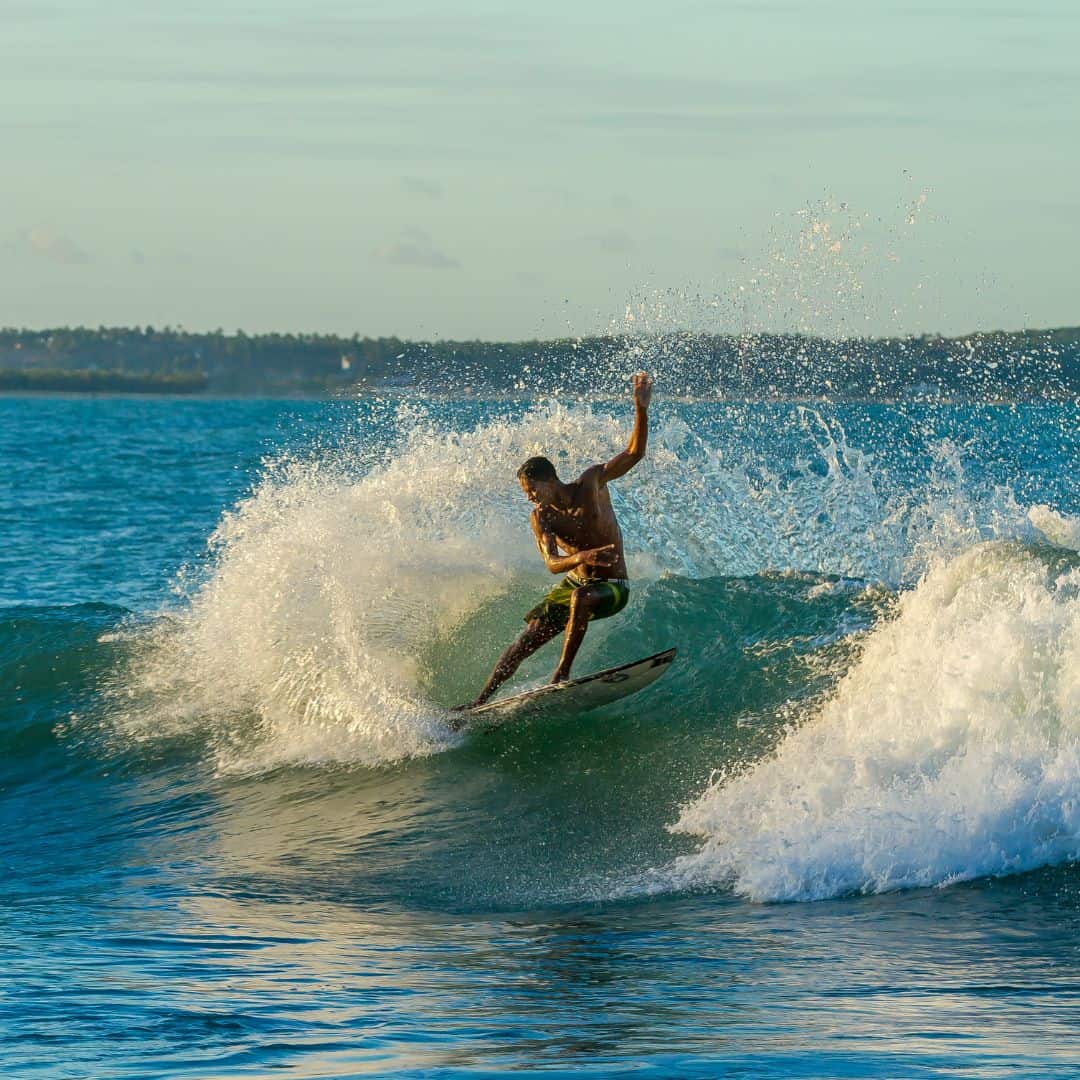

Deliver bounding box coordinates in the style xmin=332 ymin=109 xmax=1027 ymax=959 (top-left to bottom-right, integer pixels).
xmin=1 ymin=324 xmax=1078 ymax=400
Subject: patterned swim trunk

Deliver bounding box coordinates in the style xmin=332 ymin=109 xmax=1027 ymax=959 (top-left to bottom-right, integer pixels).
xmin=524 ymin=571 xmax=630 ymax=628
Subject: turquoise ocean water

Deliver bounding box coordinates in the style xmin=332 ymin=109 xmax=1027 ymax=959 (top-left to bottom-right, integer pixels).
xmin=3 ymin=394 xmax=1080 ymax=1078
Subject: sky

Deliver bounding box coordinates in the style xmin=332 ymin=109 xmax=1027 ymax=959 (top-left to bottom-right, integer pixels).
xmin=3 ymin=0 xmax=1078 ymax=340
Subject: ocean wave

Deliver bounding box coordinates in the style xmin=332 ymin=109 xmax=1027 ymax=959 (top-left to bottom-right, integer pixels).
xmin=0 ymin=603 xmax=131 ymax=776
xmin=98 ymin=398 xmax=1053 ymax=776
xmin=667 ymin=539 xmax=1080 ymax=901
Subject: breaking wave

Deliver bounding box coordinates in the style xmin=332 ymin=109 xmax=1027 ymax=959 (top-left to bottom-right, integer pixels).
xmin=668 ymin=537 xmax=1080 ymax=901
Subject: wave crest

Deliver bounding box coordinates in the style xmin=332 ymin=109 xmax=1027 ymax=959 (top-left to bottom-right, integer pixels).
xmin=105 ymin=397 xmax=1056 ymax=778
xmin=669 ymin=541 xmax=1080 ymax=901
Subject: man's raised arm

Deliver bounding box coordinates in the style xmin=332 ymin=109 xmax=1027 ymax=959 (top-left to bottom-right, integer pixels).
xmin=601 ymin=372 xmax=653 ymax=483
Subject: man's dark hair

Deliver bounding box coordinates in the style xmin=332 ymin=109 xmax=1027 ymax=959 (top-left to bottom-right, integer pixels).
xmin=517 ymin=456 xmax=558 ymax=483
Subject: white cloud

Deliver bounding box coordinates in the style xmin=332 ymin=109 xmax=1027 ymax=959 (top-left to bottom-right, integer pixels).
xmin=18 ymin=223 xmax=91 ymax=264
xmin=398 ymin=176 xmax=443 ymax=198
xmin=373 ymin=228 xmax=460 ymax=270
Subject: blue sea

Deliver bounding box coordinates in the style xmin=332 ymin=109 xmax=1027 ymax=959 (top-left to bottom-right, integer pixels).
xmin=3 ymin=392 xmax=1080 ymax=1079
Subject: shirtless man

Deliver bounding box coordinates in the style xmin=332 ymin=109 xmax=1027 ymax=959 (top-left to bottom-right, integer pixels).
xmin=456 ymin=372 xmax=653 ymax=711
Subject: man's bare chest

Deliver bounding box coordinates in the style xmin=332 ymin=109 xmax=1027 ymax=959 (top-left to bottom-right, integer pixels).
xmin=544 ymin=505 xmax=585 ymax=535
xmin=541 ymin=499 xmax=607 ymax=546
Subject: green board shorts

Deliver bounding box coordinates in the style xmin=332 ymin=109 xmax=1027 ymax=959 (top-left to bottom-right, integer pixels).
xmin=524 ymin=571 xmax=630 ymax=629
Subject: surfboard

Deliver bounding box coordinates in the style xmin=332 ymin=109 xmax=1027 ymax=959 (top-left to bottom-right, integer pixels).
xmin=457 ymin=647 xmax=676 ymax=729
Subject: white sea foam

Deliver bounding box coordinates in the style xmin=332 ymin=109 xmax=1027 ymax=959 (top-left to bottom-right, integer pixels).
xmin=669 ymin=540 xmax=1080 ymax=901
xmin=115 ymin=402 xmax=650 ymax=771
xmin=1028 ymin=503 xmax=1080 ymax=552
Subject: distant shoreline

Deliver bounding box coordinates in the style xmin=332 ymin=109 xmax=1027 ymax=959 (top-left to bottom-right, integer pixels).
xmin=1 ymin=388 xmax=1069 ymax=407
xmin=2 ymin=325 xmax=1078 ymax=401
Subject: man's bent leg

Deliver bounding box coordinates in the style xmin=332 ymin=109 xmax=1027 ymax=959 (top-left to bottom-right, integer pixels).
xmin=456 ymin=618 xmax=563 ymax=713
xmin=551 ymin=586 xmax=604 ymax=684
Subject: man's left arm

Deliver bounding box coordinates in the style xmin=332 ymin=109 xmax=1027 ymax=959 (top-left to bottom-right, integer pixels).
xmin=601 ymin=372 xmax=652 ymax=483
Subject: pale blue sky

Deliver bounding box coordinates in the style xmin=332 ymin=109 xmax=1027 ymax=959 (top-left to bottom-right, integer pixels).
xmin=3 ymin=0 xmax=1078 ymax=338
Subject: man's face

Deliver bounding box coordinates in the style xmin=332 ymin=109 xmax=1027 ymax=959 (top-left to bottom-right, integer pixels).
xmin=519 ymin=475 xmax=556 ymax=505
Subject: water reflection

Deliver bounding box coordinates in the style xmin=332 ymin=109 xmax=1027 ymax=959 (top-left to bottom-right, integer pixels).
xmin=7 ymin=743 xmax=1080 ymax=1078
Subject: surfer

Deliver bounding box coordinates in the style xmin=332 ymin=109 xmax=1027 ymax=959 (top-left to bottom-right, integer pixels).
xmin=455 ymin=372 xmax=653 ymax=711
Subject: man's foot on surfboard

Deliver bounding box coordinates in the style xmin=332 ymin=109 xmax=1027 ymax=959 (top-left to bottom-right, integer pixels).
xmin=451 ymin=695 xmax=494 ymax=713
xmin=450 ymin=701 xmax=481 ymax=714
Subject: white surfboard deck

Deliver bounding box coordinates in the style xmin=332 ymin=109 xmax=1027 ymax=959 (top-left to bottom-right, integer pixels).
xmin=458 ymin=647 xmax=676 ymax=729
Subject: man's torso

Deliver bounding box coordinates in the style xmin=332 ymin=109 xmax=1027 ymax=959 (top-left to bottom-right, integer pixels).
xmin=536 ymin=466 xmax=628 ymax=579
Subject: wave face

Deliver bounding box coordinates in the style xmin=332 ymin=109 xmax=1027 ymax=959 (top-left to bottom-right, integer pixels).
xmin=669 ymin=540 xmax=1080 ymax=901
